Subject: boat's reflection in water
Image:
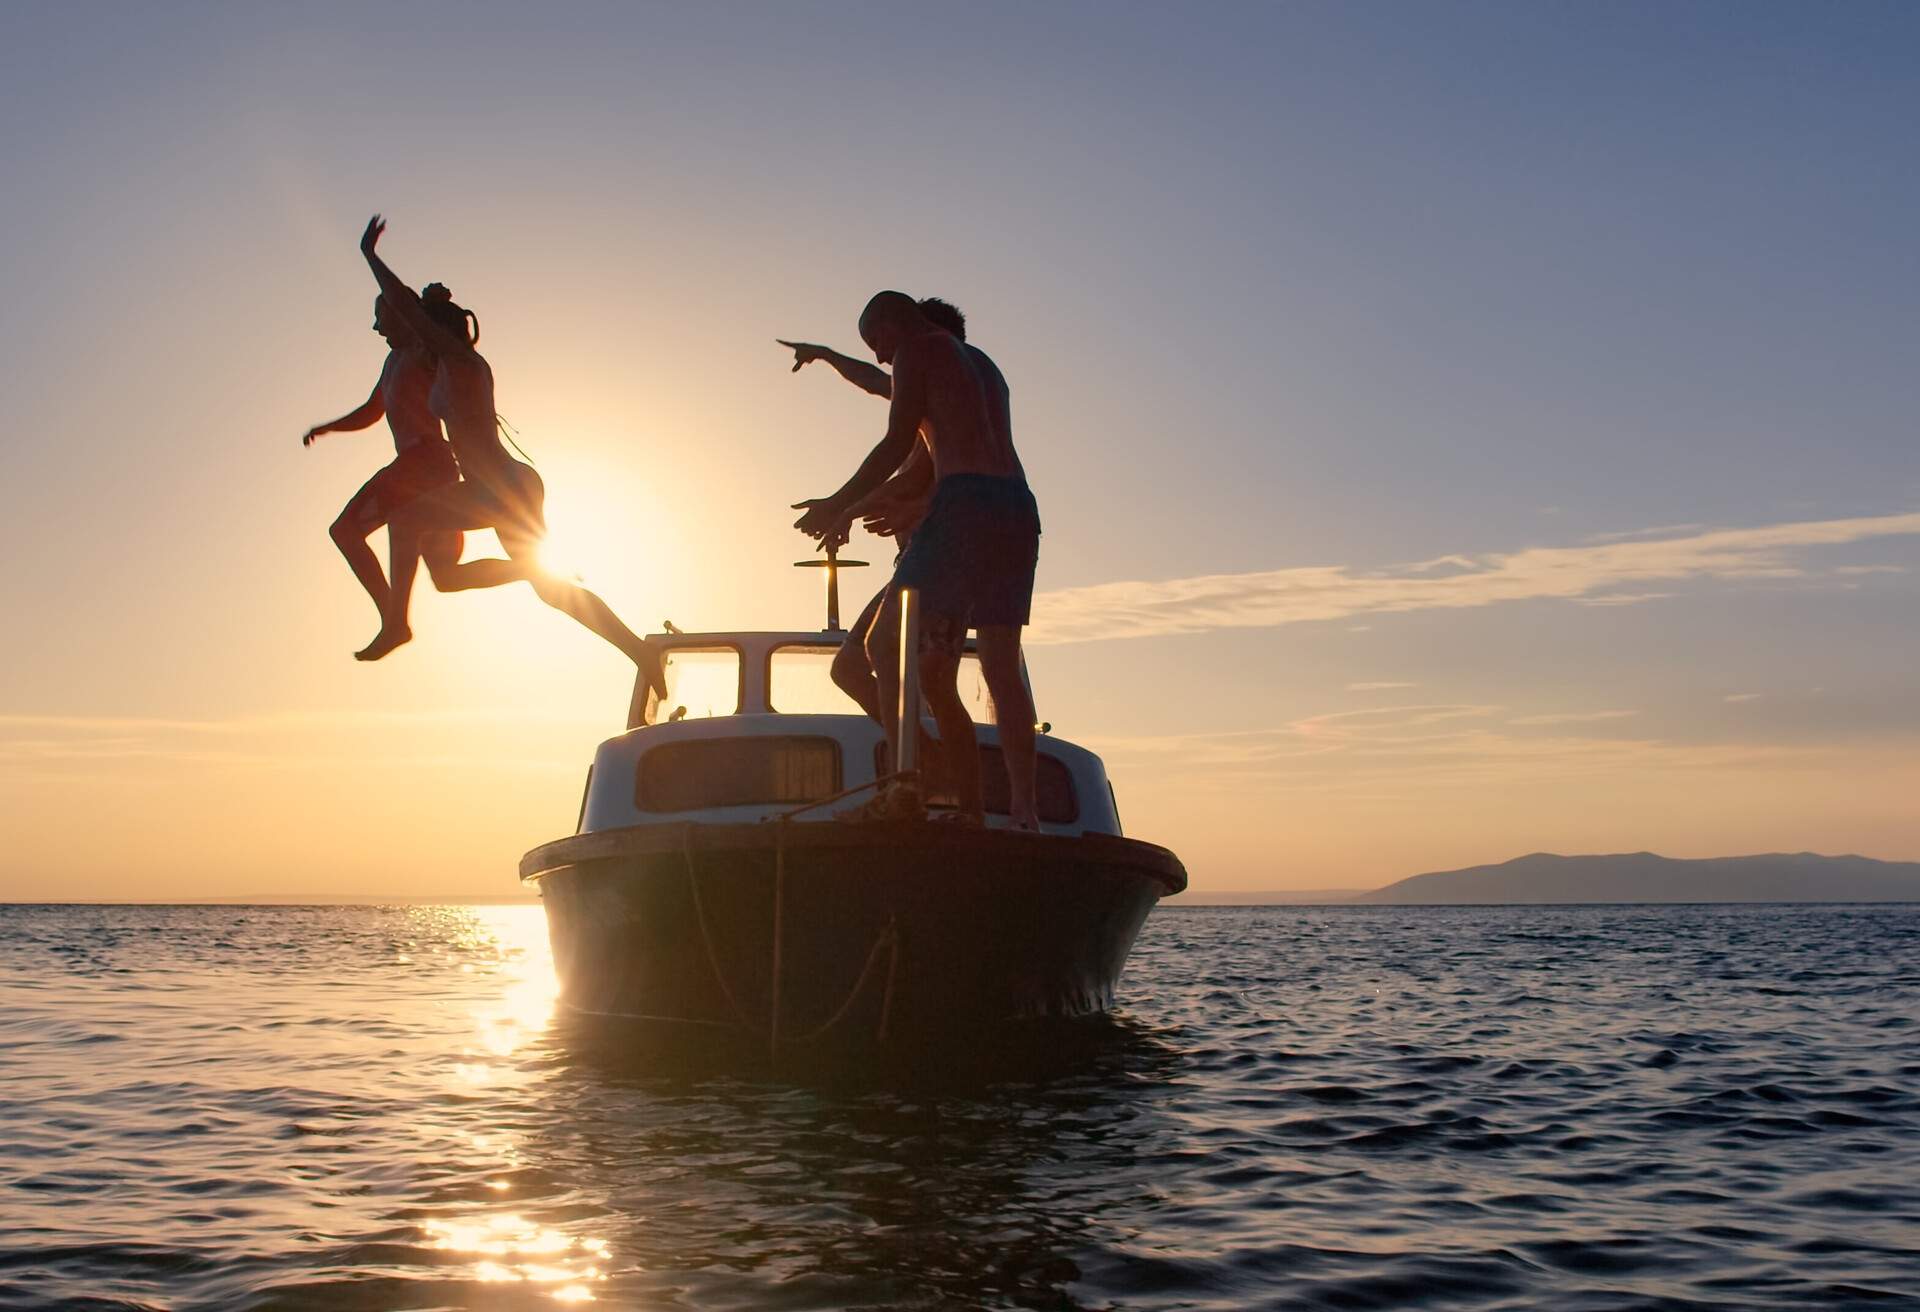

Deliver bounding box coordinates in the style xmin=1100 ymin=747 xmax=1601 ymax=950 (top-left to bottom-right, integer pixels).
xmin=525 ymin=1008 xmax=1186 ymax=1307
xmin=420 ymin=905 xmax=1184 ymax=1308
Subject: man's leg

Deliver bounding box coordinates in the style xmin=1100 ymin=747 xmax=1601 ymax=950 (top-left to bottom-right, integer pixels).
xmin=832 ymin=588 xmax=887 ymax=722
xmin=920 ymin=620 xmax=982 ymax=820
xmin=359 ymin=486 xmax=491 ymax=660
xmin=978 ymin=624 xmax=1038 ymax=829
xmin=330 ymin=472 xmax=404 ymax=619
xmin=330 ymin=508 xmax=389 ymax=617
xmin=864 ymin=587 xmax=906 ymax=776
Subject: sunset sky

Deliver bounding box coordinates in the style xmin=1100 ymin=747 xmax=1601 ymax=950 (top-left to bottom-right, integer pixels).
xmin=4 ymin=3 xmax=1918 ymax=900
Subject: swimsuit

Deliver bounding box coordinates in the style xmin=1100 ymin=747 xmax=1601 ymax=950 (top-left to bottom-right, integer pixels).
xmin=892 ymin=473 xmax=1041 ymax=639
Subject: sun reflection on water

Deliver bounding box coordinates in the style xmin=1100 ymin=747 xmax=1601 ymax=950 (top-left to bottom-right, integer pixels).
xmin=411 ymin=907 xmax=603 ymax=1300
xmin=423 ymin=1214 xmax=608 ymax=1299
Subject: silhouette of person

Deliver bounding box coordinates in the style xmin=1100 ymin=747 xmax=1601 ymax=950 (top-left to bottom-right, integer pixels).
xmin=303 ymin=295 xmax=464 ymax=628
xmin=778 ymin=297 xmax=966 ymax=720
xmin=352 ymin=216 xmax=665 ymax=699
xmin=795 ymin=292 xmax=1042 ymax=828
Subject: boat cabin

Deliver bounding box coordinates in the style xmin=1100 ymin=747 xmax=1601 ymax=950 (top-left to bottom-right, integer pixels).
xmin=574 ymin=627 xmax=1123 ymax=838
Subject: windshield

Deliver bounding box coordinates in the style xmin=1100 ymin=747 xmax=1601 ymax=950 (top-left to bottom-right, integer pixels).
xmin=769 ymin=643 xmax=995 ymax=722
xmin=658 ymin=647 xmax=741 ymax=720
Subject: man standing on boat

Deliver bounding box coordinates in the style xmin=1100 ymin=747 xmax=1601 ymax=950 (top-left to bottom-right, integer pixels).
xmin=777 ymin=297 xmax=966 ymax=721
xmin=793 ymin=292 xmax=1042 ymax=830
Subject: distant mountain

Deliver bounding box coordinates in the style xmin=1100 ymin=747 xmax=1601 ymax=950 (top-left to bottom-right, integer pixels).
xmin=1355 ymin=851 xmax=1920 ymax=905
xmin=1168 ymin=889 xmax=1369 ymax=905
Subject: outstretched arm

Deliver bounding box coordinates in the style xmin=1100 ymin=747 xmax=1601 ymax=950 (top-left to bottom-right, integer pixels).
xmin=777 ymin=340 xmax=892 ymax=397
xmin=302 ymin=376 xmax=386 ymax=446
xmin=849 ymin=441 xmax=933 ymax=529
xmin=793 ymin=341 xmax=928 ymax=540
xmin=358 ymin=216 xmax=472 ymax=361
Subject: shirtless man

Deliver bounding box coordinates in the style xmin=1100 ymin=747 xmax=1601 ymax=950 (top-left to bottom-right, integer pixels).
xmin=794 ymin=292 xmax=1041 ymax=828
xmin=778 ymin=296 xmax=967 ymax=720
xmin=303 ymin=295 xmax=462 ymax=626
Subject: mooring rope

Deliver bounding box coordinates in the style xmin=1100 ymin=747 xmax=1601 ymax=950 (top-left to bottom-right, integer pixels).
xmin=680 ymin=826 xmax=756 ymax=1031
xmin=679 ymin=775 xmax=925 ymax=1053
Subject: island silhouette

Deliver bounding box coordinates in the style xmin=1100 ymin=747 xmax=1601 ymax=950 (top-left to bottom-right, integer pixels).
xmin=1354 ymin=851 xmax=1920 ymax=905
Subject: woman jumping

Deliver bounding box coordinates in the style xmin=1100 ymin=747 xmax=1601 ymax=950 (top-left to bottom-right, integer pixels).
xmin=352 ymin=215 xmax=665 ymax=698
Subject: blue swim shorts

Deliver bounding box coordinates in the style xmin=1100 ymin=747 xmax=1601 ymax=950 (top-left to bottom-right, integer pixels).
xmin=892 ymin=474 xmax=1041 ymax=637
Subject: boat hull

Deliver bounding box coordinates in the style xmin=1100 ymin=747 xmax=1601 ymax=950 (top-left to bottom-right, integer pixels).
xmin=521 ymin=821 xmax=1185 ymax=1047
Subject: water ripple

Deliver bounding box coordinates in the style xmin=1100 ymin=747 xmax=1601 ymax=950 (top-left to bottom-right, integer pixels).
xmin=1 ymin=903 xmax=1917 ymax=1309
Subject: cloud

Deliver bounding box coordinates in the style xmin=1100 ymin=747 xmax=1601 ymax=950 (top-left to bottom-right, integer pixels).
xmin=0 ymin=708 xmax=593 ymax=775
xmin=1084 ymin=702 xmax=1824 ymax=797
xmin=1724 ymin=693 xmax=1763 ymax=703
xmin=1348 ymin=681 xmax=1417 ymax=691
xmin=1506 ymin=710 xmax=1641 ymax=726
xmin=1574 ymin=591 xmax=1675 ymax=607
xmin=1028 ymin=510 xmax=1920 ymax=645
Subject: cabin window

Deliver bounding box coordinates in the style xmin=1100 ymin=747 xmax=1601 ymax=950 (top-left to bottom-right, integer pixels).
xmin=658 ymin=646 xmax=742 ymax=720
xmin=874 ymin=743 xmax=1079 ymax=824
xmin=769 ymin=642 xmax=997 ymax=722
xmin=767 ymin=645 xmax=840 ymax=714
xmin=637 ymin=737 xmax=842 ymax=812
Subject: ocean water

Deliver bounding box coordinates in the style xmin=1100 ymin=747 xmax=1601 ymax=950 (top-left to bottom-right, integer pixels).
xmin=2 ymin=904 xmax=1917 ymax=1311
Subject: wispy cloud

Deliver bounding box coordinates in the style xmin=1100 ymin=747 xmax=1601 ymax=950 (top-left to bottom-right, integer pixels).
xmin=1724 ymin=693 xmax=1764 ymax=703
xmin=1085 ymin=702 xmax=1821 ymax=796
xmin=1029 ymin=511 xmax=1920 ymax=645
xmin=1348 ymin=680 xmax=1417 ymax=691
xmin=1506 ymin=710 xmax=1640 ymax=726
xmin=0 ymin=708 xmax=593 ymax=775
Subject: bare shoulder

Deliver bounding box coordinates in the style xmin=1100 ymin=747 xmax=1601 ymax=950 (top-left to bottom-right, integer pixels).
xmin=902 ymin=329 xmax=969 ymax=374
xmin=965 ymin=343 xmax=1007 ymax=387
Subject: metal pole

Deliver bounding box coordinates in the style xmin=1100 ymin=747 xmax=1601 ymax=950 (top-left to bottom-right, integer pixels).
xmin=825 ymin=543 xmax=842 ymax=631
xmin=897 ymin=587 xmax=919 ymax=779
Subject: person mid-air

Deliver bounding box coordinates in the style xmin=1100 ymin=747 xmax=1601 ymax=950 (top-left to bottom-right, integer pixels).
xmin=351 ymin=216 xmax=665 ymax=699
xmin=302 ymin=295 xmax=464 ymax=628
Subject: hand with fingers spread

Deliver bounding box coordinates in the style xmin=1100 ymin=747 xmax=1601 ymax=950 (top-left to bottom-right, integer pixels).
xmin=792 ymin=497 xmax=853 ymax=544
xmin=360 ymin=214 xmax=385 ymax=257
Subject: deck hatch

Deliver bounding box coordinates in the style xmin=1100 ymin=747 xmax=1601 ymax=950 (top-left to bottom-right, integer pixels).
xmin=637 ymin=736 xmax=843 ymax=812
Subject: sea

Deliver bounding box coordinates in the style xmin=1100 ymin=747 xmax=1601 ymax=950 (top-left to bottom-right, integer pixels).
xmin=2 ymin=903 xmax=1916 ymax=1311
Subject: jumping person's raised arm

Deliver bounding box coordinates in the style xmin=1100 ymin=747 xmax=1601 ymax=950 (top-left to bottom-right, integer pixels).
xmin=358 ymin=216 xmax=472 ymax=361
xmin=792 ymin=340 xmax=928 ymax=541
xmin=776 ymin=339 xmax=892 ymax=397
xmin=302 ymin=375 xmax=386 ymax=447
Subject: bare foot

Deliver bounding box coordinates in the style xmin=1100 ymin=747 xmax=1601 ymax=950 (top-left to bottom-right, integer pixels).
xmin=355 ymin=626 xmax=412 ymax=661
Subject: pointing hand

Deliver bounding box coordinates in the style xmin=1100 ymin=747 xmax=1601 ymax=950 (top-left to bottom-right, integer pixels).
xmin=777 ymin=339 xmax=830 ymax=372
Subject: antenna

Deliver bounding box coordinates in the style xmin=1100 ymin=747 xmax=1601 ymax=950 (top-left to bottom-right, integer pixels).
xmin=793 ymin=541 xmax=869 ymax=631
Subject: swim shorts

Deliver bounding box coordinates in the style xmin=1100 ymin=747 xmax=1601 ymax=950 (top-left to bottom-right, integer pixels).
xmin=892 ymin=474 xmax=1041 ymax=647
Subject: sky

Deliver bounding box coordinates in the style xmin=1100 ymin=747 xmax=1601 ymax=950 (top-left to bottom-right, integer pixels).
xmin=3 ymin=2 xmax=1918 ymax=899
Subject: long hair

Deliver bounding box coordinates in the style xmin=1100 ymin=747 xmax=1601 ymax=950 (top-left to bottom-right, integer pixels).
xmin=420 ymin=282 xmax=479 ymax=345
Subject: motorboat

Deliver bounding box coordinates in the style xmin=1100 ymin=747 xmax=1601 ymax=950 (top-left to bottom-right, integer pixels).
xmin=519 ymin=552 xmax=1187 ymax=1051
